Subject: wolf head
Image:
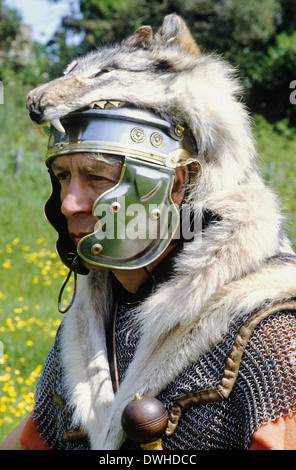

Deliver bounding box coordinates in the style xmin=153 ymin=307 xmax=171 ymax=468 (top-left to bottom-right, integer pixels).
xmin=27 ymin=14 xmax=258 ymax=191
xmin=27 ymin=15 xmax=200 ymax=123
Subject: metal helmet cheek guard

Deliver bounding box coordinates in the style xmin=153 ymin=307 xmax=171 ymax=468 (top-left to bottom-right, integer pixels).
xmin=44 ymin=105 xmax=197 ymax=273
xmin=78 ymin=157 xmax=179 ymax=269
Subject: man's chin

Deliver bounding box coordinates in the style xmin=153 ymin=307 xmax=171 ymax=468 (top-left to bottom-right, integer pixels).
xmin=82 ymin=260 xmax=107 ymax=271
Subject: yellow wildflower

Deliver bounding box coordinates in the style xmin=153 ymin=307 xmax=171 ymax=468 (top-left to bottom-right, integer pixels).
xmin=2 ymin=259 xmax=11 ymax=269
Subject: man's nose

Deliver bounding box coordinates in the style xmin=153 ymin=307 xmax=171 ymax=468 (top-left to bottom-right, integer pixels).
xmin=60 ymin=180 xmax=94 ymax=217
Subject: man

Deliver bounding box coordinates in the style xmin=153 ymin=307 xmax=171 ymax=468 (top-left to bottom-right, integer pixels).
xmin=2 ymin=14 xmax=296 ymax=450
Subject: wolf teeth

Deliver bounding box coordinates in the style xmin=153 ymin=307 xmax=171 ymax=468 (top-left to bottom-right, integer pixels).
xmin=51 ymin=118 xmax=65 ymax=133
xmin=47 ymin=102 xmax=124 ymax=132
xmin=91 ymin=100 xmax=108 ymax=109
xmin=90 ymin=100 xmax=124 ymax=109
xmin=108 ymin=101 xmax=122 ymax=108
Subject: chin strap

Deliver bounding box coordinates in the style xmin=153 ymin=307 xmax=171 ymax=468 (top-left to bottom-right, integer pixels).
xmin=58 ymin=255 xmax=78 ymax=314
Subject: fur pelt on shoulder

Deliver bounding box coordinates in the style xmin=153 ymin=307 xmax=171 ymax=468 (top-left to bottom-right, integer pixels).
xmin=27 ymin=14 xmax=296 ymax=449
xmin=62 ymin=252 xmax=296 ymax=449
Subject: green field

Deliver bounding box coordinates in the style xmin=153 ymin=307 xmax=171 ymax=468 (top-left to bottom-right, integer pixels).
xmin=0 ymin=81 xmax=75 ymax=441
xmin=0 ymin=81 xmax=296 ymax=443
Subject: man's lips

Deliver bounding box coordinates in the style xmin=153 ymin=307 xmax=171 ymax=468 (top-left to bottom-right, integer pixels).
xmin=71 ymin=233 xmax=90 ymax=245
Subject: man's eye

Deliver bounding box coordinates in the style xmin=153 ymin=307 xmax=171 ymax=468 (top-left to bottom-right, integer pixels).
xmin=90 ymin=175 xmax=110 ymax=182
xmin=55 ymin=172 xmax=69 ymax=182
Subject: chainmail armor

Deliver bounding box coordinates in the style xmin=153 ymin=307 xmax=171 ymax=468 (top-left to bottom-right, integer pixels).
xmin=32 ymin=327 xmax=90 ymax=450
xmin=115 ymin=302 xmax=141 ymax=384
xmin=32 ymin=306 xmax=296 ymax=450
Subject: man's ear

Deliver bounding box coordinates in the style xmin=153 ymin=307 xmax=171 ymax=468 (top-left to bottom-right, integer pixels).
xmin=171 ymin=165 xmax=188 ymax=207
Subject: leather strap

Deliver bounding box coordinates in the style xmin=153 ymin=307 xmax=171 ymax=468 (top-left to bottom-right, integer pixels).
xmin=106 ymin=301 xmax=120 ymax=394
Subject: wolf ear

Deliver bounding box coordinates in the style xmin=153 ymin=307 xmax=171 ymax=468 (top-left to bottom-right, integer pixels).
xmin=124 ymin=25 xmax=154 ymax=50
xmin=156 ymin=14 xmax=200 ymax=55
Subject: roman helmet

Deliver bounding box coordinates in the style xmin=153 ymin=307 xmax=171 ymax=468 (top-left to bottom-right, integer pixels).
xmin=44 ymin=103 xmax=198 ymax=281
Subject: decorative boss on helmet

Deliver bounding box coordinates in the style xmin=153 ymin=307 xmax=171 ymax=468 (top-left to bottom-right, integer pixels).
xmin=44 ymin=103 xmax=198 ymax=275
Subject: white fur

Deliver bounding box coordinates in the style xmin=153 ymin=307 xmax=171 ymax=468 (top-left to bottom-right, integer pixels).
xmin=61 ymin=255 xmax=296 ymax=449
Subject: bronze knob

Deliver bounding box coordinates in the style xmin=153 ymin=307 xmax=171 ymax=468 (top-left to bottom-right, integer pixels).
xmin=121 ymin=394 xmax=168 ymax=448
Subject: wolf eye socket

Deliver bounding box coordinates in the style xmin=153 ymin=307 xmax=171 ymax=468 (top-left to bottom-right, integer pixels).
xmin=89 ymin=67 xmax=113 ymax=78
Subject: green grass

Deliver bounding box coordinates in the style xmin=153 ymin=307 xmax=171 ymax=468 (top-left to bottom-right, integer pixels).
xmin=0 ymin=79 xmax=296 ymax=443
xmin=0 ymin=81 xmax=74 ymax=441
xmin=0 ymin=156 xmax=75 ymax=439
xmin=254 ymin=115 xmax=296 ymax=246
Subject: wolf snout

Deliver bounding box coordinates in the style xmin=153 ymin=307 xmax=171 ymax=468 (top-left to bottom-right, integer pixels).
xmin=29 ymin=107 xmax=44 ymax=124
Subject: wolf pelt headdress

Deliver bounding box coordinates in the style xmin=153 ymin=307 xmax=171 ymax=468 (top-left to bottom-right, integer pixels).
xmin=27 ymin=15 xmax=296 ymax=449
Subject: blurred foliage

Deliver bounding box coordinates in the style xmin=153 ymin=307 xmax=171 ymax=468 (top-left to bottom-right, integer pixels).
xmin=0 ymin=0 xmax=21 ymax=53
xmin=247 ymin=31 xmax=296 ymax=124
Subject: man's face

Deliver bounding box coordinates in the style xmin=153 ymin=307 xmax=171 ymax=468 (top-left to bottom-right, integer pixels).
xmin=51 ymin=152 xmax=123 ymax=248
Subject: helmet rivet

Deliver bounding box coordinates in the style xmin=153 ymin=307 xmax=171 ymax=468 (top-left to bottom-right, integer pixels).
xmin=150 ymin=132 xmax=163 ymax=148
xmin=131 ymin=127 xmax=145 ymax=143
xmin=91 ymin=243 xmax=103 ymax=255
xmin=175 ymin=124 xmax=185 ymax=137
xmin=151 ymin=208 xmax=161 ymax=220
xmin=165 ymin=154 xmax=179 ymax=168
xmin=110 ymin=201 xmax=121 ymax=214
